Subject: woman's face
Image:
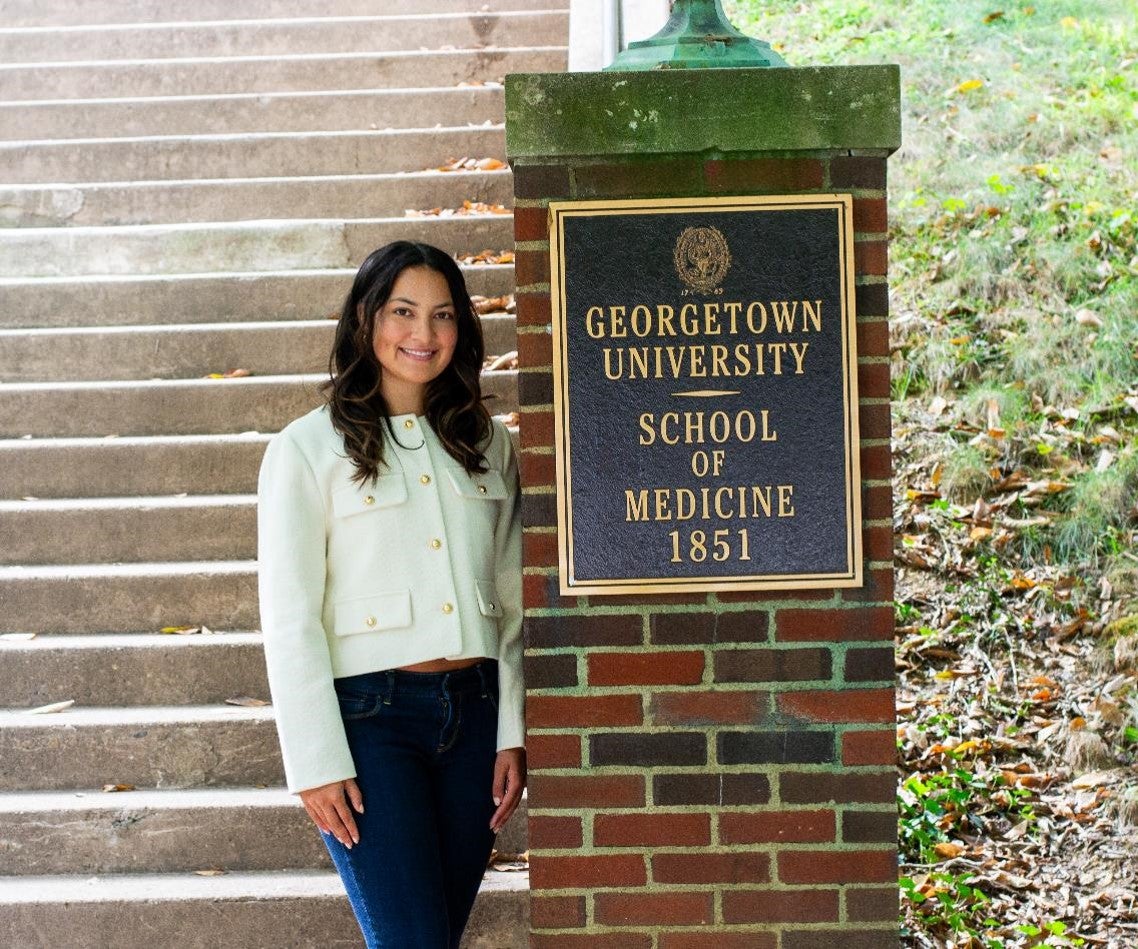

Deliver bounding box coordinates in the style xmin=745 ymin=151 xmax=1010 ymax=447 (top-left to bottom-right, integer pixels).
xmin=371 ymin=265 xmax=460 ymax=414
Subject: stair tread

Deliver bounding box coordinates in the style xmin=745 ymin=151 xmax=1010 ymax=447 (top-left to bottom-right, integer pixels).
xmin=0 ymin=785 xmax=293 ymax=811
xmin=0 ymin=631 xmax=261 ymax=648
xmin=0 ymin=559 xmax=256 ymax=578
xmin=0 ymin=494 xmax=256 ymax=511
xmin=0 ymin=703 xmax=277 ymax=726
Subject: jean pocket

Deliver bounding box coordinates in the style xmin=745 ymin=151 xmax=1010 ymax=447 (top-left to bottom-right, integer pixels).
xmin=334 ymin=687 xmax=383 ymax=721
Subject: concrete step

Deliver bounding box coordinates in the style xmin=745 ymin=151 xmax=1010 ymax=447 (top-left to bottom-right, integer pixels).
xmin=0 ymin=169 xmax=513 ymax=228
xmin=0 ymin=12 xmax=568 ymax=63
xmin=1 ymin=0 xmax=564 ymax=28
xmin=0 ymin=46 xmax=567 ymax=100
xmin=0 ymin=86 xmax=506 ymax=142
xmin=0 ymin=632 xmax=267 ymax=706
xmin=1 ymin=126 xmax=506 ymax=185
xmin=0 ymin=703 xmax=281 ymax=789
xmin=0 ymin=433 xmax=271 ymax=499
xmin=0 ymin=869 xmax=529 ymax=948
xmin=0 ymin=560 xmax=259 ymax=634
xmin=0 ymin=314 xmax=517 ymax=382
xmin=0 ymin=370 xmax=517 ymax=437
xmin=0 ymin=215 xmax=515 ymax=277
xmin=0 ymin=786 xmax=528 ymax=873
xmin=0 ymin=265 xmax=516 ymax=328
xmin=0 ymin=495 xmax=258 ymax=565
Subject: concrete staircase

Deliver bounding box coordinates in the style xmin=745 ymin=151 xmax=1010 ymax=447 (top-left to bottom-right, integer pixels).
xmin=0 ymin=1 xmax=564 ymax=944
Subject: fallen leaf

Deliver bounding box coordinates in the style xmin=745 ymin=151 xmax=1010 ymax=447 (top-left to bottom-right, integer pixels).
xmin=0 ymin=633 xmax=37 ymax=642
xmin=955 ymin=78 xmax=985 ymax=94
xmin=193 ymin=868 xmax=227 ymax=876
xmin=935 ymin=841 xmax=965 ymax=859
xmin=102 ymin=783 xmax=136 ymax=792
xmin=225 ymin=696 xmax=269 ymax=707
xmin=26 ymin=700 xmax=75 ymax=714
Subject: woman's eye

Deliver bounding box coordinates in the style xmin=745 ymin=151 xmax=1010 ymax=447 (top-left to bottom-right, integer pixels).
xmin=436 ymin=311 xmax=455 ymax=320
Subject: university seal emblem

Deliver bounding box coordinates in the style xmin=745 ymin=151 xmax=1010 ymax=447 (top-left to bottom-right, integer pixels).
xmin=673 ymin=225 xmax=731 ymax=293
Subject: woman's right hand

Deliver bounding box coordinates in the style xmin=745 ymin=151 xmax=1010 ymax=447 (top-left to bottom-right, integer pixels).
xmin=299 ymin=777 xmax=364 ymax=849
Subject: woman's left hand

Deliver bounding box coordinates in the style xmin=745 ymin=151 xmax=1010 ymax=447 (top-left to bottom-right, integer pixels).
xmin=490 ymin=747 xmax=526 ymax=834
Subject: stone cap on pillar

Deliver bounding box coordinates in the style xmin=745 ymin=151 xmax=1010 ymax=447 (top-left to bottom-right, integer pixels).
xmin=505 ymin=66 xmax=901 ymax=160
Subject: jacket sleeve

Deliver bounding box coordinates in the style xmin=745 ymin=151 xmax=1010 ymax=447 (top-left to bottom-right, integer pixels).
xmin=492 ymin=420 xmax=525 ymax=751
xmin=256 ymin=428 xmax=357 ymax=795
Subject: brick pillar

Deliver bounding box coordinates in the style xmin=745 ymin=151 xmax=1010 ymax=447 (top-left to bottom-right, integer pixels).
xmin=507 ymin=67 xmax=901 ymax=949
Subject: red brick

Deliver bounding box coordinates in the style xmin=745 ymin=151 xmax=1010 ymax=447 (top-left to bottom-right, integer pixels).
xmin=722 ymin=888 xmax=839 ymax=924
xmin=650 ymin=689 xmax=766 ymax=725
xmin=778 ymin=849 xmax=896 ymax=884
xmin=859 ymin=402 xmax=892 ymax=441
xmin=843 ymin=729 xmax=898 ymax=766
xmin=653 ymin=850 xmax=770 ymax=885
xmin=514 ymin=290 xmax=552 ymax=329
xmin=594 ymin=812 xmax=710 ymax=847
xmin=779 ymin=689 xmax=895 ymax=724
xmin=598 ymin=592 xmax=709 ymax=606
xmin=515 ymin=248 xmax=550 ymax=285
xmin=529 ymin=774 xmax=646 ymax=808
xmin=514 ymin=205 xmax=551 ymax=242
xmin=573 ymin=160 xmax=705 ymax=199
xmin=777 ymin=607 xmax=894 ymax=643
xmin=528 ymin=693 xmax=643 ymax=728
xmin=854 ymin=240 xmax=888 ymax=276
xmin=530 ymin=853 xmax=647 ymax=888
xmin=520 ymin=452 xmax=556 ymax=487
xmin=528 ymin=814 xmax=583 ymax=850
xmin=780 ymin=770 xmax=895 ymax=805
xmin=852 ymin=197 xmax=888 ymax=234
xmin=720 ymin=809 xmax=835 ymax=844
xmin=524 ymin=530 xmax=559 ymax=567
xmin=532 ymin=935 xmax=652 ymax=949
xmin=518 ymin=330 xmax=553 ymax=368
xmin=856 ymin=317 xmax=890 ymax=356
xmin=588 ymin=650 xmax=704 ymax=686
xmin=531 ymin=894 xmax=585 ymax=929
xmin=520 ymin=410 xmax=554 ymax=448
xmin=860 ymin=443 xmax=892 ymax=481
xmin=864 ymin=524 xmax=893 ymax=561
xmin=526 ymin=733 xmax=582 ymax=769
xmin=594 ymin=891 xmax=713 ymax=927
xmin=783 ymin=930 xmax=898 ymax=949
xmin=704 ymin=158 xmax=824 ymax=193
xmin=523 ymin=572 xmax=584 ymax=610
xmin=659 ymin=934 xmax=776 ymax=949
xmin=857 ymin=360 xmax=890 ymax=400
xmin=716 ymin=588 xmax=831 ymax=603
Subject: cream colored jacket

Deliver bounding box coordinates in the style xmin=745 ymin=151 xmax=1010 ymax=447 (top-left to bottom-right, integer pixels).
xmin=256 ymin=404 xmax=523 ymax=795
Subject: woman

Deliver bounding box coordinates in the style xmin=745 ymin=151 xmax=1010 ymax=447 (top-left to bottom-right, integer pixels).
xmin=256 ymin=240 xmax=525 ymax=948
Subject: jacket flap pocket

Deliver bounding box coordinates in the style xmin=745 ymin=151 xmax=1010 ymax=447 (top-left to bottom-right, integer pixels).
xmin=474 ymin=579 xmax=502 ymax=619
xmin=333 ymin=589 xmax=412 ymax=637
xmin=332 ymin=473 xmax=406 ymax=517
xmin=445 ymin=468 xmax=507 ymax=500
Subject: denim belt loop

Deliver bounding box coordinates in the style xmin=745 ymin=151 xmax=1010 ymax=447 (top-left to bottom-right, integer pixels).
xmin=383 ymin=669 xmax=396 ymax=705
xmin=475 ymin=660 xmax=490 ymax=699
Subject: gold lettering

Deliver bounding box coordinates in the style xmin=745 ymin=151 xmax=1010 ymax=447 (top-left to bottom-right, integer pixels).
xmin=628 ymin=346 xmax=650 ymax=379
xmin=603 ymin=347 xmax=623 ymax=380
xmin=761 ymin=410 xmax=778 ymax=442
xmin=746 ymin=301 xmax=767 ymax=334
xmin=703 ymin=302 xmax=722 ymax=335
xmin=609 ymin=305 xmax=627 ymax=338
xmin=751 ymin=485 xmax=772 ymax=517
xmin=802 ymin=300 xmax=822 ymax=333
xmin=771 ymin=300 xmax=798 ymax=333
xmin=638 ymin=413 xmax=655 ymax=446
xmin=711 ymin=344 xmax=729 ymax=377
xmin=684 ymin=412 xmax=705 ymax=445
xmin=653 ymin=488 xmax=672 ymax=521
xmin=778 ymin=484 xmax=795 ymax=517
xmin=714 ymin=486 xmax=733 ymax=519
xmin=689 ymin=345 xmax=707 ymax=378
xmin=630 ymin=305 xmax=652 ymax=338
xmin=789 ymin=341 xmax=809 ymax=374
xmin=660 ymin=412 xmax=680 ymax=446
xmin=679 ymin=304 xmax=700 ymax=335
xmin=768 ymin=341 xmax=787 ymax=374
xmin=585 ymin=306 xmax=605 ymax=339
xmin=722 ymin=301 xmax=742 ymax=334
xmin=676 ymin=489 xmax=696 ymax=520
xmin=625 ymin=489 xmax=649 ymax=521
xmin=733 ymin=343 xmax=752 ymax=376
xmin=657 ymin=304 xmax=677 ymax=337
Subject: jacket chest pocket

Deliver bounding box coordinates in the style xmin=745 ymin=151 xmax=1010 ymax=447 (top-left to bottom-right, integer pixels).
xmin=444 ymin=468 xmax=507 ymax=501
xmin=331 ymin=472 xmax=407 ymax=518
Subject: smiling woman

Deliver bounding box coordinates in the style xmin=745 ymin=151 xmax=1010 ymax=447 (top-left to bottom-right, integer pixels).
xmin=256 ymin=241 xmax=525 ymax=949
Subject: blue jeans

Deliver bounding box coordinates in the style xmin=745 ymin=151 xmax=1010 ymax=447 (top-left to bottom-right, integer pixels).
xmin=323 ymin=660 xmax=500 ymax=949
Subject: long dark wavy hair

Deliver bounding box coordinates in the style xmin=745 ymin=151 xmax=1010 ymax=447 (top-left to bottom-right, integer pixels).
xmin=321 ymin=241 xmax=492 ymax=485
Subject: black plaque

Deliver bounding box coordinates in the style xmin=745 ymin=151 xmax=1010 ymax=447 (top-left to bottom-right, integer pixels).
xmin=548 ymin=195 xmax=862 ymax=594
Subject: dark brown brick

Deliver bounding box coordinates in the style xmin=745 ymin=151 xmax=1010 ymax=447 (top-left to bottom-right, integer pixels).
xmin=594 ymin=812 xmax=710 ymax=847
xmin=595 ymin=592 xmax=709 ymax=606
xmin=846 ymin=886 xmax=901 ymax=922
xmin=783 ymin=930 xmax=898 ymax=949
xmin=844 ymin=647 xmax=895 ymax=683
xmin=518 ymin=369 xmax=554 ymax=405
xmin=653 ymin=850 xmax=770 ymax=885
xmin=573 ymin=160 xmax=705 ymax=199
xmin=522 ymin=572 xmax=584 ymax=610
xmin=717 ymin=730 xmax=834 ymax=765
xmin=525 ymin=652 xmax=578 ymax=689
xmin=859 ymin=402 xmax=892 ymax=440
xmin=531 ymin=894 xmax=586 ymax=929
xmin=524 ymin=613 xmax=644 ymax=648
xmin=532 ymin=935 xmax=652 ymax=949
xmin=861 ymin=483 xmax=893 ymax=522
xmin=528 ymin=814 xmax=583 ymax=850
xmin=722 ymin=888 xmax=839 ymax=924
xmin=780 ymin=770 xmax=896 ymax=805
xmin=529 ymin=773 xmax=645 ymax=808
xmin=652 ymin=772 xmax=770 ymax=806
xmin=720 ymin=809 xmax=835 ymax=845
xmin=594 ymin=891 xmax=713 ymax=927
xmin=522 ymin=491 xmax=557 ymax=528
xmin=864 ymin=524 xmax=893 ymax=561
xmin=779 ymin=848 xmax=897 ymax=884
xmin=842 ymin=809 xmax=898 ymax=844
xmin=512 ymin=163 xmax=570 ymax=200
xmin=714 ymin=610 xmax=771 ymax=643
xmin=842 ymin=566 xmax=895 ymax=604
xmin=659 ymin=934 xmax=775 ymax=949
xmin=855 ymin=281 xmax=890 ymax=318
xmin=591 ymin=732 xmax=707 ymax=767
xmin=704 ymin=158 xmax=825 ymax=193
xmin=514 ymin=247 xmax=550 ymax=286
xmin=831 ymin=156 xmax=887 ymax=190
xmin=649 ymin=612 xmax=717 ymax=645
xmin=857 ymin=359 xmax=891 ymax=400
xmin=714 ymin=647 xmax=831 ymax=683
xmin=854 ymin=240 xmax=889 ymax=276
